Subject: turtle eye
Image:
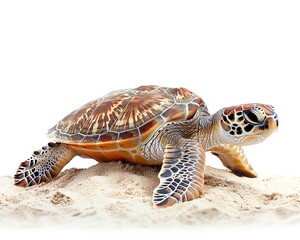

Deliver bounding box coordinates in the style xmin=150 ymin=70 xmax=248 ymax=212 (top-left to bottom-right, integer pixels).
xmin=244 ymin=108 xmax=265 ymax=125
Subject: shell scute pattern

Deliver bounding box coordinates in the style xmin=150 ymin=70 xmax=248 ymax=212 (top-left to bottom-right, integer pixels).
xmin=48 ymin=86 xmax=204 ymax=163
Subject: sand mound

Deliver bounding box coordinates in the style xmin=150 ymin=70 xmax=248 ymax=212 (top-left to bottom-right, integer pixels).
xmin=1 ymin=162 xmax=300 ymax=229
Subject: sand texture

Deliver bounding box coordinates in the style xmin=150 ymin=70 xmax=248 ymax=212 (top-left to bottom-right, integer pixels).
xmin=1 ymin=162 xmax=300 ymax=229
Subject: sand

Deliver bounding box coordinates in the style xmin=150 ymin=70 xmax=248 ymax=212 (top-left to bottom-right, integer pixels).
xmin=1 ymin=161 xmax=300 ymax=230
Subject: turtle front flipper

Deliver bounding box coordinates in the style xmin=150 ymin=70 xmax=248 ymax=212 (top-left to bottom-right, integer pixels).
xmin=14 ymin=142 xmax=77 ymax=187
xmin=210 ymin=144 xmax=257 ymax=178
xmin=153 ymin=139 xmax=205 ymax=209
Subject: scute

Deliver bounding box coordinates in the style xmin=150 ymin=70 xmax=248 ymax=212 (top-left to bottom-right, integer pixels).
xmin=48 ymin=86 xmax=204 ymax=145
xmin=111 ymin=91 xmax=174 ymax=131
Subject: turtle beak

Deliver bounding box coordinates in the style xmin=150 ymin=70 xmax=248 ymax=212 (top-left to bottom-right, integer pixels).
xmin=274 ymin=114 xmax=279 ymax=132
xmin=261 ymin=114 xmax=278 ymax=137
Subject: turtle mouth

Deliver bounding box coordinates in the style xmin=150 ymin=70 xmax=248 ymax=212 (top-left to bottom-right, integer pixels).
xmin=241 ymin=135 xmax=262 ymax=144
xmin=260 ymin=115 xmax=278 ymax=137
xmin=258 ymin=118 xmax=269 ymax=131
xmin=275 ymin=114 xmax=279 ymax=128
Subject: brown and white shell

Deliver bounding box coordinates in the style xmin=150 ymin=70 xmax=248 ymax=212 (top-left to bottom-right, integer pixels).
xmin=47 ymin=85 xmax=205 ymax=164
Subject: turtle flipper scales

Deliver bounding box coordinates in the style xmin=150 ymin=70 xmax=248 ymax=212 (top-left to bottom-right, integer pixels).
xmin=14 ymin=143 xmax=77 ymax=187
xmin=210 ymin=144 xmax=257 ymax=178
xmin=153 ymin=139 xmax=205 ymax=208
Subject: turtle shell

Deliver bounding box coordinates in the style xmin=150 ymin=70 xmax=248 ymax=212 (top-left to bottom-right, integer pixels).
xmin=48 ymin=85 xmax=205 ymax=163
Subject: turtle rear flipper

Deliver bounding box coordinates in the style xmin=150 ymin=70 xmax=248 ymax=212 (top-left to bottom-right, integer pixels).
xmin=153 ymin=139 xmax=205 ymax=208
xmin=210 ymin=144 xmax=257 ymax=178
xmin=14 ymin=142 xmax=77 ymax=187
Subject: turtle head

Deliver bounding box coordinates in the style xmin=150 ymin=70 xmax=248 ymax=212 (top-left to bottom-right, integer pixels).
xmin=219 ymin=103 xmax=278 ymax=146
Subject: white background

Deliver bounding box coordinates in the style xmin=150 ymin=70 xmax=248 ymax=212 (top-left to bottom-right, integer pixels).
xmin=0 ymin=0 xmax=299 ymax=178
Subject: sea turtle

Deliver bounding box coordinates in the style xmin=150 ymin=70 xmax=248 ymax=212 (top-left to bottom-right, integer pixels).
xmin=14 ymin=85 xmax=278 ymax=208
